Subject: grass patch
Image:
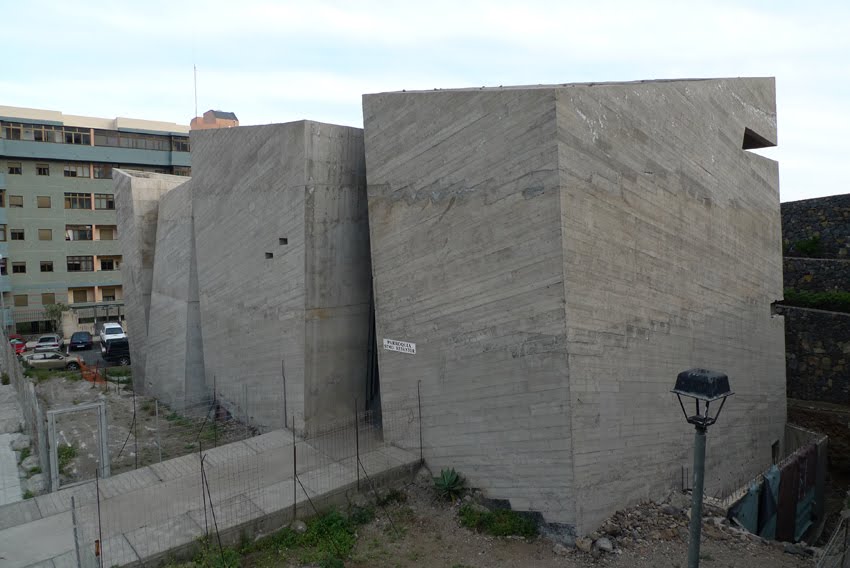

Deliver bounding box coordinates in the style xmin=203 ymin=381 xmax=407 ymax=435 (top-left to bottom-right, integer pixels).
xmin=28 ymin=466 xmax=42 ymax=476
xmin=107 ymin=366 xmax=132 ymax=377
xmin=23 ymin=367 xmax=68 ymax=382
xmin=166 ymin=411 xmax=194 ymax=429
xmin=19 ymin=447 xmax=30 ymax=463
xmin=23 ymin=490 xmax=34 ymax=500
xmin=458 ymin=503 xmax=537 ymax=538
xmin=782 ymin=288 xmax=850 ymax=313
xmin=57 ymin=444 xmax=77 ymax=474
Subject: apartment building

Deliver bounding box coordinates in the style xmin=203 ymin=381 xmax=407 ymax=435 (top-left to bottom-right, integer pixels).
xmin=0 ymin=105 xmax=191 ymax=335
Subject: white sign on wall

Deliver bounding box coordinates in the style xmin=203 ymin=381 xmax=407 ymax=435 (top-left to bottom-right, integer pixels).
xmin=383 ymin=338 xmax=416 ymax=355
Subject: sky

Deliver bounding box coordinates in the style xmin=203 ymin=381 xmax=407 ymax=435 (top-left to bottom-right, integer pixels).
xmin=2 ymin=0 xmax=848 ymax=202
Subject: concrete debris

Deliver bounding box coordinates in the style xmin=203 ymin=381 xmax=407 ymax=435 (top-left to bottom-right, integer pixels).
xmin=290 ymin=519 xmax=308 ymax=534
xmin=10 ymin=434 xmax=30 ymax=451
xmin=593 ymin=537 xmax=613 ymax=553
xmin=552 ymin=543 xmax=570 ymax=556
xmin=27 ymin=473 xmax=46 ymax=494
xmin=20 ymin=455 xmax=39 ymax=470
xmin=575 ymin=537 xmax=592 ymax=553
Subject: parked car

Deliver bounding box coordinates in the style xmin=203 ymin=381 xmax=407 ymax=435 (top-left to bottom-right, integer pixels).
xmin=32 ymin=334 xmax=62 ymax=352
xmin=9 ymin=338 xmax=26 ymax=355
xmin=22 ymin=351 xmax=81 ymax=370
xmin=99 ymin=323 xmax=126 ymax=351
xmin=68 ymin=331 xmax=93 ymax=351
xmin=102 ymin=338 xmax=130 ymax=366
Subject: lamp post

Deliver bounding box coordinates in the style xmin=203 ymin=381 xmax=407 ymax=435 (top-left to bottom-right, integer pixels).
xmin=672 ymin=368 xmax=734 ymax=568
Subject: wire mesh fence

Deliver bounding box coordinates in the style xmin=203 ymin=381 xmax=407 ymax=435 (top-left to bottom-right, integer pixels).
xmin=818 ymin=516 xmax=850 ymax=568
xmin=68 ymin=391 xmax=422 ymax=567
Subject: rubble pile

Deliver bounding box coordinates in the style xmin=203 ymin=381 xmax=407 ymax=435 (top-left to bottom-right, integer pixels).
xmin=568 ymin=492 xmax=818 ymax=559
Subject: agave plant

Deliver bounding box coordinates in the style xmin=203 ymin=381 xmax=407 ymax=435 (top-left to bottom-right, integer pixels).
xmin=434 ymin=468 xmax=465 ymax=501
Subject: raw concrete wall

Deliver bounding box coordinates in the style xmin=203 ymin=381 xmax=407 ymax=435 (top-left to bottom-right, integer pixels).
xmin=188 ymin=122 xmax=369 ymax=432
xmin=114 ymin=170 xmax=189 ymax=393
xmin=553 ymin=78 xmax=785 ymax=531
xmin=144 ymin=180 xmax=206 ymax=407
xmin=363 ymin=78 xmax=785 ymax=534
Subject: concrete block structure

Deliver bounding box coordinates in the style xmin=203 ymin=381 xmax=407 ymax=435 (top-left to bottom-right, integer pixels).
xmin=117 ymin=122 xmax=372 ymax=433
xmin=114 ymin=170 xmax=188 ymax=393
xmin=363 ymin=78 xmax=786 ymax=533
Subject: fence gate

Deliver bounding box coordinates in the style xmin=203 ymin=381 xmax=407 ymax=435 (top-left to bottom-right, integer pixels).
xmin=47 ymin=401 xmax=110 ymax=490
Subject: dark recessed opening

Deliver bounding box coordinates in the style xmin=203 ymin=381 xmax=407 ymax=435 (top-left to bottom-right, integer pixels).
xmin=265 ymin=252 xmax=273 ymax=259
xmin=742 ymin=127 xmax=774 ymax=150
xmin=771 ymin=440 xmax=780 ymax=464
xmin=279 ymin=238 xmax=288 ymax=245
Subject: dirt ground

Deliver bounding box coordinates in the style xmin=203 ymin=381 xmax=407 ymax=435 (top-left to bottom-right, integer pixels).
xmin=31 ymin=371 xmax=248 ymax=486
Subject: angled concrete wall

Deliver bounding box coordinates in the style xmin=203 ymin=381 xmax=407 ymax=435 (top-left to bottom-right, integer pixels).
xmin=144 ymin=180 xmax=206 ymax=407
xmin=188 ymin=122 xmax=370 ymax=433
xmin=114 ymin=170 xmax=189 ymax=393
xmin=363 ymin=78 xmax=785 ymax=533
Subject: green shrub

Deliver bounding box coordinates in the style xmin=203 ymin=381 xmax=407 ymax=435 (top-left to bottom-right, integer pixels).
xmin=57 ymin=444 xmax=77 ymax=474
xmin=792 ymin=235 xmax=823 ymax=257
xmin=782 ymin=288 xmax=850 ymax=313
xmin=458 ymin=503 xmax=537 ymax=538
xmin=19 ymin=447 xmax=30 ymax=463
xmin=23 ymin=490 xmax=34 ymax=500
xmin=28 ymin=466 xmax=41 ymax=476
xmin=434 ymin=468 xmax=465 ymax=501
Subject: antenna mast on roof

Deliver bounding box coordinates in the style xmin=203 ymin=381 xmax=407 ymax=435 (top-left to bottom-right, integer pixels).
xmin=193 ymin=65 xmax=198 ymax=120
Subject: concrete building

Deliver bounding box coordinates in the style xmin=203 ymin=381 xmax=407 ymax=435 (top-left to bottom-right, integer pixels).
xmin=190 ymin=110 xmax=239 ymax=131
xmin=0 ymin=105 xmax=190 ymax=335
xmin=116 ymin=121 xmax=373 ymax=433
xmin=362 ymin=78 xmax=786 ymax=534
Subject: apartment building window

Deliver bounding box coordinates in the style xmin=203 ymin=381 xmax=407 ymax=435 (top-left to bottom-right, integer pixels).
xmin=7 ymin=162 xmax=21 ymax=175
xmin=10 ymin=229 xmax=24 ymax=240
xmin=14 ymin=295 xmax=27 ymax=307
xmin=0 ymin=225 xmax=5 ymax=241
xmin=0 ymin=259 xmax=6 ymax=275
xmin=38 ymin=229 xmax=52 ymax=241
xmin=64 ymin=192 xmax=92 ymax=209
xmin=37 ymin=196 xmax=51 ymax=208
xmin=72 ymin=289 xmax=88 ymax=303
xmin=63 ymin=127 xmax=91 ymax=145
xmin=101 ymin=287 xmax=116 ymax=301
xmin=3 ymin=123 xmax=22 ymax=140
xmin=100 ymin=257 xmax=118 ymax=271
xmin=64 ymin=164 xmax=90 ymax=178
xmin=94 ymin=193 xmax=115 ymax=210
xmin=12 ymin=262 xmax=26 ymax=274
xmin=172 ymin=137 xmax=190 ymax=152
xmin=93 ymin=130 xmax=119 ymax=147
xmin=99 ymin=227 xmax=115 ymax=240
xmin=0 ymin=190 xmax=5 ymax=207
xmin=40 ymin=261 xmax=53 ymax=273
xmin=67 ymin=256 xmax=94 ymax=272
xmin=65 ymin=225 xmax=92 ymax=241
xmin=9 ymin=195 xmax=23 ymax=208
xmin=42 ymin=293 xmax=55 ymax=305
xmin=173 ymin=166 xmax=191 ymax=176
xmin=93 ymin=164 xmax=113 ymax=179
xmin=36 ymin=163 xmax=50 ymax=176
xmin=32 ymin=124 xmax=60 ymax=143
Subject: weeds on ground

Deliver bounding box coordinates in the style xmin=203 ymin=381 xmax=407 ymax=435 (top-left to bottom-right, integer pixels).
xmin=458 ymin=503 xmax=538 ymax=538
xmin=169 ymin=509 xmax=372 ymax=567
xmin=782 ymin=288 xmax=850 ymax=313
xmin=1 ymin=372 xmax=9 ymax=385
xmin=23 ymin=368 xmax=67 ymax=382
xmin=57 ymin=444 xmax=77 ymax=474
xmin=23 ymin=490 xmax=34 ymax=499
xmin=19 ymin=447 xmax=30 ymax=463
xmin=28 ymin=466 xmax=41 ymax=476
xmin=377 ymin=488 xmax=407 ymax=506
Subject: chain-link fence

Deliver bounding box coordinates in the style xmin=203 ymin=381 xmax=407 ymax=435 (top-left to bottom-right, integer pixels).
xmin=67 ymin=391 xmax=422 ymax=567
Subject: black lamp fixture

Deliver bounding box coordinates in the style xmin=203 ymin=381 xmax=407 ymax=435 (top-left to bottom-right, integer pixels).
xmin=672 ymin=368 xmax=734 ymax=429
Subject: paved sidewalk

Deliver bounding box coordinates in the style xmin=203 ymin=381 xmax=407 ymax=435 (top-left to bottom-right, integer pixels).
xmin=0 ymin=428 xmax=418 ymax=568
xmin=0 ymin=383 xmax=25 ymax=507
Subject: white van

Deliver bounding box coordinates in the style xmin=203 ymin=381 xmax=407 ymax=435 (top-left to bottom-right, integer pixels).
xmin=99 ymin=322 xmax=126 ymax=352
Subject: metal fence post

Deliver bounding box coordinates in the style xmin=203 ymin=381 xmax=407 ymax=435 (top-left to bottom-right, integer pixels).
xmin=155 ymin=399 xmax=162 ymax=463
xmin=417 ymin=380 xmax=423 ymax=464
xmin=292 ymin=416 xmax=297 ymax=522
xmin=355 ymin=398 xmax=360 ymax=491
xmin=71 ymin=495 xmax=82 ymax=568
xmin=243 ymin=384 xmax=249 ymax=439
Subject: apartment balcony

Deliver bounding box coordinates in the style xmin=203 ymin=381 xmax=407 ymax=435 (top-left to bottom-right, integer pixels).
xmin=65 ymin=239 xmax=122 ymax=257
xmin=0 ymin=139 xmax=190 ymax=167
xmin=64 ymin=270 xmax=123 ymax=288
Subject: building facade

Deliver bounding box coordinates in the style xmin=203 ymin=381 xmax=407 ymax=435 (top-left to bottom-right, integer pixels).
xmin=189 ymin=110 xmax=238 ymax=131
xmin=0 ymin=105 xmax=191 ymax=335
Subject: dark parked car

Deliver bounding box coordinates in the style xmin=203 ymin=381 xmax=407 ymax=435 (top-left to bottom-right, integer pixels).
xmin=69 ymin=331 xmax=93 ymax=351
xmin=102 ymin=338 xmax=130 ymax=366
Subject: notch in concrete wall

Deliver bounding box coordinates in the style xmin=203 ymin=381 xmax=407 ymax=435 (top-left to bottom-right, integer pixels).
xmin=279 ymin=238 xmax=288 ymax=245
xmin=742 ymin=127 xmax=774 ymax=150
xmin=265 ymin=252 xmax=273 ymax=259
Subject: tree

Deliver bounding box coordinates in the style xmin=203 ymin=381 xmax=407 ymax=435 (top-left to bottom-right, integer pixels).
xmin=44 ymin=303 xmax=69 ymax=333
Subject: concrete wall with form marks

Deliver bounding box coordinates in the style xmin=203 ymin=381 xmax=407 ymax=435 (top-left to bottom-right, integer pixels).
xmin=363 ymin=77 xmax=786 ymax=534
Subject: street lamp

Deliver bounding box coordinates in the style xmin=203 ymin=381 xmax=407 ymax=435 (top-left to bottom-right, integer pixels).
xmin=672 ymin=368 xmax=734 ymax=568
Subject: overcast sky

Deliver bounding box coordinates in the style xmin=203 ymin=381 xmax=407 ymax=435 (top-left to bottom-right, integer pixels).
xmin=3 ymin=0 xmax=847 ymax=202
